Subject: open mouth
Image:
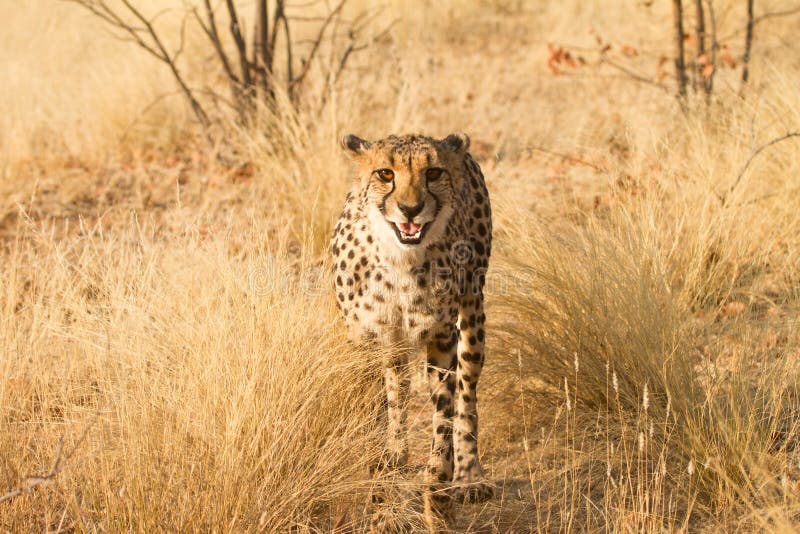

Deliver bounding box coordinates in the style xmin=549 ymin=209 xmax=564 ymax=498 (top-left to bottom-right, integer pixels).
xmin=391 ymin=221 xmax=428 ymax=245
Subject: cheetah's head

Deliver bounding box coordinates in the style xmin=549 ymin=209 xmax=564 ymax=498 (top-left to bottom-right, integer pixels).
xmin=341 ymin=133 xmax=470 ymax=250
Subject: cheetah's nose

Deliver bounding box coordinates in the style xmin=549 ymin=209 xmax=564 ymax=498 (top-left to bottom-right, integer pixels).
xmin=398 ymin=201 xmax=425 ymax=219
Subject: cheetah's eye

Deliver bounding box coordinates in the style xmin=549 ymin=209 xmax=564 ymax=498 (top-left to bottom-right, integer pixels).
xmin=375 ymin=169 xmax=394 ymax=182
xmin=426 ymin=168 xmax=444 ymax=182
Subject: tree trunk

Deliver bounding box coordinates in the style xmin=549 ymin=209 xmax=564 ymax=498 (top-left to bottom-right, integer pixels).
xmin=694 ymin=0 xmax=706 ymax=95
xmin=672 ymin=0 xmax=688 ymax=102
xmin=742 ymin=0 xmax=755 ymax=86
xmin=704 ymin=0 xmax=717 ymax=98
xmin=253 ymin=0 xmax=271 ymax=94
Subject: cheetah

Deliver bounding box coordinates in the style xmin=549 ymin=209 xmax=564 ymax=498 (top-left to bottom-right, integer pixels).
xmin=331 ymin=132 xmax=493 ymax=509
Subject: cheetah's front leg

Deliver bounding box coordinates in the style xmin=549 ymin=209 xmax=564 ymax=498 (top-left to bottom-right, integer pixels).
xmin=424 ymin=327 xmax=458 ymax=516
xmin=377 ymin=356 xmax=410 ymax=472
xmin=453 ymin=295 xmax=494 ymax=503
xmin=368 ymin=355 xmax=410 ymax=531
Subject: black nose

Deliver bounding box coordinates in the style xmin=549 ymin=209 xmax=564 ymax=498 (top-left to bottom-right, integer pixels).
xmin=398 ymin=201 xmax=425 ymax=219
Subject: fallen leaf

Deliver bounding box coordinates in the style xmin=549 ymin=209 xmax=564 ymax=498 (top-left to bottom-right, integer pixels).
xmin=720 ymin=301 xmax=745 ymax=317
xmin=622 ymin=45 xmax=639 ymax=57
xmin=721 ymin=52 xmax=737 ymax=68
xmin=701 ymin=63 xmax=715 ymax=78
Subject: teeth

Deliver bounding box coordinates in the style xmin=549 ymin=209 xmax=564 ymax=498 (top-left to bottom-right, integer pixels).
xmin=395 ymin=222 xmax=424 ymax=242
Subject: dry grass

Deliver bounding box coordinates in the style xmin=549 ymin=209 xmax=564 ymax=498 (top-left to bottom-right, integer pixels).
xmin=2 ymin=0 xmax=800 ymax=532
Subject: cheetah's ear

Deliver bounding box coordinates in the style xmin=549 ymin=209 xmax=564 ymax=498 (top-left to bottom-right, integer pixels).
xmin=341 ymin=134 xmax=371 ymax=158
xmin=440 ymin=132 xmax=470 ymax=153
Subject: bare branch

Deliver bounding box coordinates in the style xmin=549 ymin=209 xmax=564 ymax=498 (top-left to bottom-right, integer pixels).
xmin=290 ymin=0 xmax=347 ymax=90
xmin=124 ymin=0 xmax=210 ymax=126
xmin=704 ymin=0 xmax=717 ymax=97
xmin=253 ymin=0 xmax=271 ymax=93
xmin=754 ymin=5 xmax=800 ymax=25
xmin=717 ymin=6 xmax=800 ymax=42
xmin=335 ymin=44 xmax=355 ymax=80
xmin=119 ymin=89 xmax=183 ymax=143
xmin=195 ymin=0 xmax=239 ymax=84
xmin=66 ymin=0 xmax=384 ymax=119
xmin=66 ymin=1 xmax=162 ymax=59
xmin=0 ymin=417 xmax=97 ymax=504
xmin=148 ymin=6 xmax=177 ymax=26
xmin=317 ymin=15 xmax=395 ymax=112
xmin=269 ymin=0 xmax=284 ymax=74
xmin=284 ymin=19 xmax=293 ymax=93
xmin=348 ymin=3 xmax=388 ymax=33
xmin=66 ymin=0 xmax=209 ymax=128
xmin=599 ymin=57 xmax=669 ymax=92
xmin=283 ymin=0 xmax=324 ymax=8
xmin=276 ymin=2 xmax=294 ymax=96
xmin=672 ymin=0 xmax=688 ymax=102
xmin=694 ymin=0 xmax=706 ymax=95
xmin=525 ymin=145 xmax=607 ymax=173
xmin=722 ymin=131 xmax=800 ymax=205
xmin=224 ymin=0 xmax=252 ymax=88
xmin=284 ymin=15 xmax=328 ymax=22
xmin=741 ymin=0 xmax=755 ymax=87
xmin=172 ymin=8 xmax=192 ymax=66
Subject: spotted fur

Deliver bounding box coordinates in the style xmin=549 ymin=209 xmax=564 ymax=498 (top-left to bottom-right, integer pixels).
xmin=331 ymin=133 xmax=493 ymax=508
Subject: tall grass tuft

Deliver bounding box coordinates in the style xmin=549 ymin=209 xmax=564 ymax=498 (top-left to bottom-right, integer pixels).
xmin=493 ymin=199 xmax=800 ymax=531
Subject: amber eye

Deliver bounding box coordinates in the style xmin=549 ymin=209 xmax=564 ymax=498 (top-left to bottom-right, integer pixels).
xmin=426 ymin=168 xmax=444 ymax=182
xmin=375 ymin=169 xmax=394 ymax=182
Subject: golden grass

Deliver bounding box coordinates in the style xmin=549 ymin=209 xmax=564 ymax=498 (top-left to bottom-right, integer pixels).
xmin=2 ymin=0 xmax=800 ymax=531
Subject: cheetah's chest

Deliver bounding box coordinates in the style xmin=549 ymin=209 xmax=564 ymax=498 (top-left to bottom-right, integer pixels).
xmin=335 ymin=247 xmax=458 ymax=346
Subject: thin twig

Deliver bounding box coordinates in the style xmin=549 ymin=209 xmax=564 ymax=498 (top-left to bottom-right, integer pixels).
xmin=599 ymin=58 xmax=669 ymax=92
xmin=172 ymin=8 xmax=191 ymax=65
xmin=119 ymin=89 xmax=184 ymax=144
xmin=120 ymin=0 xmax=210 ymax=126
xmin=755 ymin=5 xmax=800 ymax=24
xmin=289 ymin=0 xmax=347 ymax=90
xmin=525 ymin=146 xmax=607 ymax=173
xmin=722 ymin=131 xmax=800 ymax=205
xmin=66 ymin=0 xmax=380 ymax=119
xmin=0 ymin=416 xmax=98 ymax=504
xmin=65 ymin=0 xmax=210 ymax=128
xmin=194 ymin=1 xmax=239 ymax=84
xmin=717 ymin=6 xmax=800 ymax=42
xmin=740 ymin=185 xmax=800 ymax=206
xmin=284 ymin=15 xmax=328 ymax=22
xmin=269 ymin=0 xmax=284 ymax=75
xmin=224 ymin=0 xmax=252 ymax=88
xmin=67 ymin=2 xmax=161 ymax=59
xmin=348 ymin=3 xmax=388 ymax=33
xmin=283 ymin=0 xmax=324 ymax=8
